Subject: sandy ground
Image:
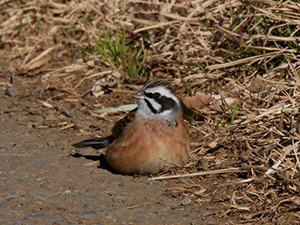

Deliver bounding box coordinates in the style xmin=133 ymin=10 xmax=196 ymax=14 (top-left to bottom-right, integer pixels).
xmin=0 ymin=75 xmax=220 ymax=224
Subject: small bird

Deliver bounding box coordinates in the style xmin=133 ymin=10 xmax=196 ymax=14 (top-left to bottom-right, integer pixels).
xmin=72 ymin=79 xmax=190 ymax=175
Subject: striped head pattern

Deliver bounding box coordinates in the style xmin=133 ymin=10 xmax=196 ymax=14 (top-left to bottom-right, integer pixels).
xmin=133 ymin=79 xmax=181 ymax=121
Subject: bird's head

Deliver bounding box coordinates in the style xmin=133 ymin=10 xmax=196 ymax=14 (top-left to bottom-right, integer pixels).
xmin=133 ymin=79 xmax=181 ymax=121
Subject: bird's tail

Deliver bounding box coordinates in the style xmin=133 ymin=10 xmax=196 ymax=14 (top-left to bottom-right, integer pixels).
xmin=72 ymin=135 xmax=115 ymax=149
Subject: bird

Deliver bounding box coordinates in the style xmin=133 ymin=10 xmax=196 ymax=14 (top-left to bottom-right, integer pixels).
xmin=72 ymin=79 xmax=190 ymax=175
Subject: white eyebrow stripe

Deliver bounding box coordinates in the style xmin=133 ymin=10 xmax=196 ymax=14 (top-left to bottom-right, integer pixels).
xmin=145 ymin=86 xmax=179 ymax=104
xmin=146 ymin=97 xmax=161 ymax=112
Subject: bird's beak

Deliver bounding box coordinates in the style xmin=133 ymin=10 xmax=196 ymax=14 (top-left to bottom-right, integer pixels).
xmin=132 ymin=91 xmax=145 ymax=100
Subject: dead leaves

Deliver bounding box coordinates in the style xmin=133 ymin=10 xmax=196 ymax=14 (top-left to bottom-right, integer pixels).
xmin=91 ymin=71 xmax=121 ymax=97
xmin=181 ymin=93 xmax=239 ymax=122
xmin=21 ymin=47 xmax=55 ymax=73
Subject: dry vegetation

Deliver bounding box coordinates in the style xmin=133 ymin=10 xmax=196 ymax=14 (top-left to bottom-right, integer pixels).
xmin=1 ymin=0 xmax=300 ymax=223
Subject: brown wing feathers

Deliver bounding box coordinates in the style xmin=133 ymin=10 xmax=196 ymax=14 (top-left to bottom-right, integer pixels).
xmin=111 ymin=108 xmax=136 ymax=138
xmin=72 ymin=108 xmax=137 ymax=149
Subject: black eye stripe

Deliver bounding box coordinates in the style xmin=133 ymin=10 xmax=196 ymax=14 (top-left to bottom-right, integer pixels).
xmin=145 ymin=92 xmax=161 ymax=98
xmin=157 ymin=96 xmax=177 ymax=112
xmin=145 ymin=99 xmax=158 ymax=114
xmin=154 ymin=93 xmax=161 ymax=98
xmin=144 ymin=96 xmax=177 ymax=114
xmin=144 ymin=92 xmax=154 ymax=98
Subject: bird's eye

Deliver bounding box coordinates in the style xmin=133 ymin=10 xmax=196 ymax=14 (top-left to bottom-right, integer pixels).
xmin=153 ymin=92 xmax=161 ymax=99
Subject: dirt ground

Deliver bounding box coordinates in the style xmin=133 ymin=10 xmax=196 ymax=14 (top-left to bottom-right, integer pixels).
xmin=1 ymin=1 xmax=300 ymax=224
xmin=0 ymin=75 xmax=224 ymax=224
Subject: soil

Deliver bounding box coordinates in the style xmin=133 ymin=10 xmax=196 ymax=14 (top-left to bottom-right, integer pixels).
xmin=0 ymin=75 xmax=221 ymax=225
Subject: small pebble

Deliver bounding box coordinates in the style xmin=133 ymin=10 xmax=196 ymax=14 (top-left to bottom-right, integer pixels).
xmin=5 ymin=72 xmax=14 ymax=79
xmin=52 ymin=220 xmax=66 ymax=225
xmin=0 ymin=122 xmax=7 ymax=130
xmin=40 ymin=130 xmax=50 ymax=135
xmin=83 ymin=203 xmax=91 ymax=209
xmin=46 ymin=204 xmax=56 ymax=211
xmin=31 ymin=115 xmax=44 ymax=123
xmin=47 ymin=142 xmax=55 ymax=147
xmin=62 ymin=190 xmax=71 ymax=195
xmin=120 ymin=178 xmax=129 ymax=187
xmin=81 ymin=211 xmax=97 ymax=219
xmin=197 ymin=160 xmax=209 ymax=170
xmin=7 ymin=196 xmax=16 ymax=202
xmin=0 ymin=134 xmax=13 ymax=142
xmin=57 ymin=51 xmax=64 ymax=58
xmin=21 ymin=84 xmax=30 ymax=89
xmin=38 ymin=144 xmax=47 ymax=149
xmin=181 ymin=197 xmax=192 ymax=206
xmin=5 ymin=87 xmax=18 ymax=97
xmin=13 ymin=141 xmax=22 ymax=147
xmin=27 ymin=212 xmax=46 ymax=218
xmin=160 ymin=199 xmax=178 ymax=209
xmin=133 ymin=210 xmax=148 ymax=216
xmin=32 ymin=87 xmax=42 ymax=95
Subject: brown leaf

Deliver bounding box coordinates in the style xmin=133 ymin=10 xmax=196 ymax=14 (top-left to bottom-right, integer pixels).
xmin=181 ymin=93 xmax=212 ymax=121
xmin=182 ymin=94 xmax=212 ymax=110
xmin=248 ymin=77 xmax=270 ymax=93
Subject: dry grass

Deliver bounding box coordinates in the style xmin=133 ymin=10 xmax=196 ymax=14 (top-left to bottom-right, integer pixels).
xmin=1 ymin=0 xmax=300 ymax=223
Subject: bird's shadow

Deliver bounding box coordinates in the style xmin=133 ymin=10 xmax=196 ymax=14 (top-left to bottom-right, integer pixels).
xmin=70 ymin=153 xmax=113 ymax=172
xmin=70 ymin=152 xmax=150 ymax=178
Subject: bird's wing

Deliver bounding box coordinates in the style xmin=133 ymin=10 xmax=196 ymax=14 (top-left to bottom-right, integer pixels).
xmin=72 ymin=108 xmax=137 ymax=150
xmin=111 ymin=107 xmax=137 ymax=138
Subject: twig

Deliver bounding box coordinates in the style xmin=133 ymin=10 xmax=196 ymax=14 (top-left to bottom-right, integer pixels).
xmin=150 ymin=167 xmax=245 ymax=180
